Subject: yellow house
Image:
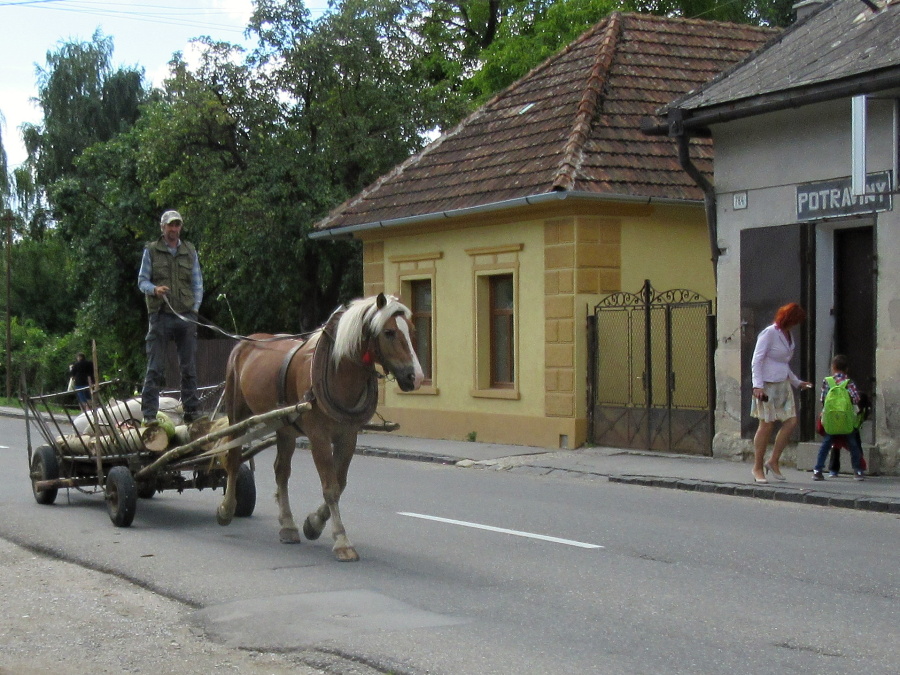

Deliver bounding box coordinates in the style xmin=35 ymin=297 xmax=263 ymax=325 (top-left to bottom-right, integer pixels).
xmin=311 ymin=13 xmax=776 ymax=451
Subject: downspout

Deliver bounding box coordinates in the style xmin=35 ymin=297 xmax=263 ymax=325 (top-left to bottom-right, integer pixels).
xmin=669 ymin=108 xmax=719 ymax=282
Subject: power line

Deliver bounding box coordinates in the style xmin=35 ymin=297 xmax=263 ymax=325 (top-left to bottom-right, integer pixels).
xmin=0 ymin=1 xmax=64 ymax=7
xmin=1 ymin=0 xmax=250 ymax=34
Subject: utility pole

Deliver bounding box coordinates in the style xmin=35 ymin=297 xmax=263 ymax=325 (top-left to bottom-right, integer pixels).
xmin=3 ymin=210 xmax=12 ymax=401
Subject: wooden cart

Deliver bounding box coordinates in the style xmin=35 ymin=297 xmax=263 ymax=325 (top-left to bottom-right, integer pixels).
xmin=24 ymin=381 xmax=308 ymax=527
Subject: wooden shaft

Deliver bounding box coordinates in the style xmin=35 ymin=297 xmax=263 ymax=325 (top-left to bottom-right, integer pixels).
xmin=134 ymin=402 xmax=309 ymax=479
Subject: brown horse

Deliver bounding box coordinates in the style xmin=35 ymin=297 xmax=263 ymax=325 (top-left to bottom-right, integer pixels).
xmin=219 ymin=293 xmax=423 ymax=561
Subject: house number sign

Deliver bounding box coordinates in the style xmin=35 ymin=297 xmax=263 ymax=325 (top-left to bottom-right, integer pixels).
xmin=796 ymin=171 xmax=892 ymax=221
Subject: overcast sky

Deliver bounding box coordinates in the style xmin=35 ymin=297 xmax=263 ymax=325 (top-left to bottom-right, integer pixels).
xmin=1 ymin=0 xmax=327 ymax=171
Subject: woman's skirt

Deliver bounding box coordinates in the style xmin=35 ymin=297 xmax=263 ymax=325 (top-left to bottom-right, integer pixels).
xmin=750 ymin=380 xmax=796 ymax=422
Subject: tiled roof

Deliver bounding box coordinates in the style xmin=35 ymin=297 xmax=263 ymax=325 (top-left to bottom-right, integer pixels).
xmin=668 ymin=0 xmax=900 ymax=113
xmin=314 ymin=13 xmax=777 ymax=234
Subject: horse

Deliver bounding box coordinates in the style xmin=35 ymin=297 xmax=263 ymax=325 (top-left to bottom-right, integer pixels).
xmin=218 ymin=293 xmax=424 ymax=561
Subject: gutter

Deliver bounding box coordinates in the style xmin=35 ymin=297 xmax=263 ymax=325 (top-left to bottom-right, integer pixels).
xmin=309 ymin=190 xmax=700 ymax=240
xmin=642 ymin=68 xmax=900 ymax=137
xmin=672 ymin=125 xmax=720 ymax=280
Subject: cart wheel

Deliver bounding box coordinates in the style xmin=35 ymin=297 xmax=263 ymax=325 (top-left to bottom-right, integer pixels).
xmin=234 ymin=464 xmax=256 ymax=518
xmin=137 ymin=481 xmax=157 ymax=499
xmin=31 ymin=445 xmax=59 ymax=505
xmin=106 ymin=466 xmax=137 ymax=527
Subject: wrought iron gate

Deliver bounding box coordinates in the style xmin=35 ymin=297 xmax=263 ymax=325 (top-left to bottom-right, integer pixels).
xmin=587 ymin=280 xmax=714 ymax=455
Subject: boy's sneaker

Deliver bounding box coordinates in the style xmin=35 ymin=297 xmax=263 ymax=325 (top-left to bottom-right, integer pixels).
xmin=812 ymin=470 xmax=824 ymax=481
xmin=828 ymin=471 xmax=839 ymax=478
xmin=854 ymin=471 xmax=865 ymax=481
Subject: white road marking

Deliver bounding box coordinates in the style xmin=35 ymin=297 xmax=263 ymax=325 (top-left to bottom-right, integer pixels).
xmin=398 ymin=512 xmax=603 ymax=549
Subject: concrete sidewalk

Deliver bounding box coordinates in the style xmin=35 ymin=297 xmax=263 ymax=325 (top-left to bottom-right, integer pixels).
xmin=350 ymin=431 xmax=900 ymax=514
xmin=8 ymin=405 xmax=898 ymax=514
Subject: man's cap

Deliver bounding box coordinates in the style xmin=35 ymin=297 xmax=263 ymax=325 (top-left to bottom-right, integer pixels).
xmin=160 ymin=210 xmax=183 ymax=226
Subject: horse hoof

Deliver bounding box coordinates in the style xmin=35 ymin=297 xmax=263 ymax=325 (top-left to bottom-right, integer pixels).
xmin=302 ymin=518 xmax=323 ymax=540
xmin=334 ymin=546 xmax=360 ymax=562
xmin=216 ymin=507 xmax=233 ymax=526
xmin=279 ymin=527 xmax=302 ymax=544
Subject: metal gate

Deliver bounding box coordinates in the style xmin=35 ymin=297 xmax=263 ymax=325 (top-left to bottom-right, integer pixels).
xmin=587 ymin=280 xmax=714 ymax=455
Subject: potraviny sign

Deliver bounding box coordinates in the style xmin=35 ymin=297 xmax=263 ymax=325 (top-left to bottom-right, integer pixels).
xmin=796 ymin=171 xmax=892 ymax=221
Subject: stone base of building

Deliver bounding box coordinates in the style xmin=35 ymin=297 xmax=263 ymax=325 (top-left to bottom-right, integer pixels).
xmin=714 ymin=432 xmax=897 ymax=475
xmin=375 ymin=406 xmax=587 ymax=450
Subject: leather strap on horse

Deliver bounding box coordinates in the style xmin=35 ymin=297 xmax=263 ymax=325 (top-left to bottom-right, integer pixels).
xmin=277 ymin=340 xmax=306 ymax=406
xmin=309 ymin=309 xmax=379 ymax=426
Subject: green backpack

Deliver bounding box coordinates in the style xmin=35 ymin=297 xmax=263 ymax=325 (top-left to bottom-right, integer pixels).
xmin=821 ymin=376 xmax=856 ymax=435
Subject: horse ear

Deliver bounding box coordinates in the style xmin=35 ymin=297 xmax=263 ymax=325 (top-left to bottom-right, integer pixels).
xmin=376 ymin=292 xmax=386 ymax=309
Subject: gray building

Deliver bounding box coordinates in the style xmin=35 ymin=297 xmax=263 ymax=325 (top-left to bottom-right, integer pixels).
xmin=645 ymin=0 xmax=900 ymax=473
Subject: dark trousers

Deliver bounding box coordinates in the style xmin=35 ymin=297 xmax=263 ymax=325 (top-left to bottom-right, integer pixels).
xmin=141 ymin=311 xmax=198 ymax=421
xmin=815 ymin=431 xmax=863 ymax=474
xmin=828 ymin=429 xmax=865 ymax=473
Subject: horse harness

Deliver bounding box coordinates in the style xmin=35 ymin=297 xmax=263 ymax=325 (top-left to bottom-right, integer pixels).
xmin=276 ymin=339 xmax=307 ymax=407
xmin=275 ymin=309 xmax=380 ymax=427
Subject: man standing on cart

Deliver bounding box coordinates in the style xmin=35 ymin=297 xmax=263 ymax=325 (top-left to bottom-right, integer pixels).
xmin=138 ymin=210 xmax=203 ymax=425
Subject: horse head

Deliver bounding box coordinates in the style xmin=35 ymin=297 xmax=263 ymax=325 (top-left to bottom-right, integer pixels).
xmin=332 ymin=293 xmax=424 ymax=392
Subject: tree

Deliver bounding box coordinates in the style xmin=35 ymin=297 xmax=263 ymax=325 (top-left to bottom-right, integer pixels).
xmin=411 ymin=0 xmax=510 ymax=77
xmin=466 ymin=0 xmax=629 ymax=101
xmin=11 ymin=166 xmax=52 ymax=241
xmin=13 ymin=32 xmax=150 ymax=384
xmin=0 ymin=110 xmax=8 ymax=206
xmin=47 ymin=126 xmax=152 ymax=382
xmin=630 ymin=0 xmax=795 ymax=26
xmin=7 ymin=237 xmax=78 ymax=335
xmin=249 ymin=0 xmax=446 ymax=190
xmin=23 ymin=30 xmax=146 ymax=190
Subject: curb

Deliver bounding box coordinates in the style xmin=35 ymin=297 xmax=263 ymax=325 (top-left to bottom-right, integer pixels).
xmin=305 ymin=440 xmax=460 ymax=467
xmin=355 ymin=444 xmax=900 ymax=514
xmin=356 ymin=444 xmax=459 ymax=466
xmin=608 ymin=474 xmax=900 ymax=514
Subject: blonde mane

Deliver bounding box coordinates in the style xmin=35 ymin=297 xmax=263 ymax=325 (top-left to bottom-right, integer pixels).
xmin=331 ymin=295 xmax=411 ymax=364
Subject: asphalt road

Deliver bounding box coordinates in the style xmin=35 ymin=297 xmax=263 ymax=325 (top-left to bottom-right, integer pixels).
xmin=2 ymin=415 xmax=899 ymax=674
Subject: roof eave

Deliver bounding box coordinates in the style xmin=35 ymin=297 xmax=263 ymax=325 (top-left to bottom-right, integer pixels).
xmin=642 ymin=66 xmax=900 ymax=137
xmin=308 ymin=190 xmax=702 ymax=240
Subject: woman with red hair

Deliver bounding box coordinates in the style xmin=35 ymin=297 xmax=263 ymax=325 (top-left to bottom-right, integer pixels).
xmin=750 ymin=302 xmax=814 ymax=483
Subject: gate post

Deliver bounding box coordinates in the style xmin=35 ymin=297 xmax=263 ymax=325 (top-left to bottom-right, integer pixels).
xmin=642 ymin=279 xmax=653 ymax=450
xmin=707 ymin=312 xmax=717 ymax=454
xmin=586 ymin=313 xmax=597 ymax=442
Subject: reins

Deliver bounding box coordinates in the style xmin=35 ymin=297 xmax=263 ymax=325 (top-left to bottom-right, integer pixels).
xmin=162 ymin=295 xmax=314 ymax=343
xmin=167 ymin=293 xmax=392 ymax=425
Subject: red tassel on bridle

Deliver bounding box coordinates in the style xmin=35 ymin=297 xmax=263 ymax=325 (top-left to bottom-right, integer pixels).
xmin=362 ymin=349 xmax=374 ymax=366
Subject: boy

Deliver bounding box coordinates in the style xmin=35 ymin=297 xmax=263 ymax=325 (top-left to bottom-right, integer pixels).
xmin=827 ymin=391 xmax=870 ymax=476
xmin=814 ymin=354 xmax=865 ymax=481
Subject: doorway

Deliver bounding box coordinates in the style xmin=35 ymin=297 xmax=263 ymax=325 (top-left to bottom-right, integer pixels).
xmin=740 ymin=224 xmax=814 ymax=439
xmin=832 ymin=226 xmax=876 ymax=428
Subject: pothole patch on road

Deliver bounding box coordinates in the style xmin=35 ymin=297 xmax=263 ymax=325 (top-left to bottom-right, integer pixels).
xmin=192 ymin=588 xmax=469 ymax=650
